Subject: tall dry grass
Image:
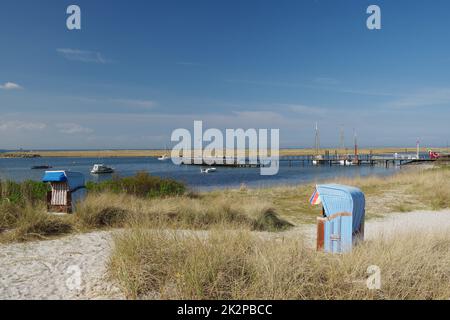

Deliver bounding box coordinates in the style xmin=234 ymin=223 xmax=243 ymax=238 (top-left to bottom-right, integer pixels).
xmin=109 ymin=228 xmax=450 ymax=300
xmin=76 ymin=192 xmax=292 ymax=232
xmin=2 ymin=165 xmax=450 ymax=243
xmin=0 ymin=191 xmax=291 ymax=243
xmin=333 ymin=166 xmax=450 ymax=210
xmin=0 ymin=204 xmax=73 ymax=242
xmin=230 ymin=165 xmax=450 ymax=224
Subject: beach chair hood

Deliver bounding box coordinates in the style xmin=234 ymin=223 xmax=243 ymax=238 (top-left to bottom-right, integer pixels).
xmin=42 ymin=171 xmax=85 ymax=192
xmin=314 ymin=184 xmax=365 ymax=233
xmin=311 ymin=184 xmax=366 ymax=253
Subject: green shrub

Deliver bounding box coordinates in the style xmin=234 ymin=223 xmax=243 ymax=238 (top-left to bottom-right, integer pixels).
xmin=86 ymin=172 xmax=185 ymax=198
xmin=0 ymin=180 xmax=22 ymax=204
xmin=77 ymin=203 xmax=129 ymax=228
xmin=0 ymin=180 xmax=48 ymax=205
xmin=252 ymin=207 xmax=293 ymax=231
xmin=20 ymin=180 xmax=49 ymax=204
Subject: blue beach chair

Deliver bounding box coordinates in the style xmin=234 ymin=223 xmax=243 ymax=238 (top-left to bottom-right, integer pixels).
xmin=310 ymin=184 xmax=365 ymax=253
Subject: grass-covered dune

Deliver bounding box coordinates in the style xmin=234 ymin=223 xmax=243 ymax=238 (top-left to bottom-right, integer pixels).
xmin=0 ymin=172 xmax=292 ymax=242
xmin=1 ymin=166 xmax=450 ymax=242
xmin=110 ymin=228 xmax=450 ymax=300
xmin=0 ymin=167 xmax=450 ymax=241
xmin=105 ymin=165 xmax=450 ymax=300
xmin=1 ymin=165 xmax=450 ymax=300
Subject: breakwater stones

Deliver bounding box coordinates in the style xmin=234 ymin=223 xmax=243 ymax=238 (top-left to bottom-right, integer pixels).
xmin=1 ymin=153 xmax=41 ymax=158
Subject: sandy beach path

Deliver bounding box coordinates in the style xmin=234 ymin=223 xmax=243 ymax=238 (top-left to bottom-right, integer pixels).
xmin=0 ymin=231 xmax=123 ymax=300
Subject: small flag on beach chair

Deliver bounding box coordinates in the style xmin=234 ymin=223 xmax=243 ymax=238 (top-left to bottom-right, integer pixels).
xmin=309 ymin=189 xmax=322 ymax=205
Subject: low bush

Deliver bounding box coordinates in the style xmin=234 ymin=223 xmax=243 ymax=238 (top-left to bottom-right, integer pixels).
xmin=77 ymin=202 xmax=129 ymax=228
xmin=9 ymin=206 xmax=73 ymax=241
xmin=86 ymin=172 xmax=186 ymax=198
xmin=0 ymin=180 xmax=48 ymax=205
xmin=75 ymin=193 xmax=292 ymax=232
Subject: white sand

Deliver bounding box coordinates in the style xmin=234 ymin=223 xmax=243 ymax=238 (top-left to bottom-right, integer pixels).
xmin=364 ymin=210 xmax=450 ymax=239
xmin=0 ymin=231 xmax=123 ymax=300
xmin=270 ymin=210 xmax=450 ymax=247
xmin=1 ymin=209 xmax=449 ymax=300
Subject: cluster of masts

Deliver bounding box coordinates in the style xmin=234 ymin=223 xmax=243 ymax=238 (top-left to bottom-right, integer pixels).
xmin=314 ymin=122 xmax=358 ymax=161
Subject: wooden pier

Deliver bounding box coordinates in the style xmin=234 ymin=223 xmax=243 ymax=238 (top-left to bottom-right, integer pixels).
xmin=179 ymin=155 xmax=437 ymax=168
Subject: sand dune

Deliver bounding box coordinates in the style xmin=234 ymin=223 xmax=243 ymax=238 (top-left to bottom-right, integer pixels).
xmin=1 ymin=210 xmax=449 ymax=300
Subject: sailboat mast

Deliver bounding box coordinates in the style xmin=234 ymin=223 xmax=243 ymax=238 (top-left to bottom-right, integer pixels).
xmin=416 ymin=138 xmax=420 ymax=159
xmin=339 ymin=125 xmax=344 ymax=157
xmin=315 ymin=122 xmax=320 ymax=156
xmin=353 ymin=129 xmax=358 ymax=162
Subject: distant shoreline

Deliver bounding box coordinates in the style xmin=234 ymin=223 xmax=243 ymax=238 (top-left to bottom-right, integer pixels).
xmin=0 ymin=147 xmax=442 ymax=158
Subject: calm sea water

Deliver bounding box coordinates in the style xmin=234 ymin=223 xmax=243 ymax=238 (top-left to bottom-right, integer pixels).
xmin=0 ymin=156 xmax=401 ymax=191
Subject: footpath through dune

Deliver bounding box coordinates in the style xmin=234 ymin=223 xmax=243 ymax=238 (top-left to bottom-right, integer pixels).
xmin=0 ymin=231 xmax=123 ymax=299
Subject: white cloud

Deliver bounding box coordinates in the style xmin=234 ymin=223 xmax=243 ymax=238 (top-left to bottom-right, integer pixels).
xmin=0 ymin=82 xmax=23 ymax=90
xmin=56 ymin=48 xmax=112 ymax=64
xmin=112 ymin=99 xmax=156 ymax=109
xmin=286 ymin=104 xmax=326 ymax=116
xmin=0 ymin=121 xmax=46 ymax=131
xmin=386 ymin=88 xmax=450 ymax=108
xmin=57 ymin=123 xmax=93 ymax=134
xmin=225 ymin=79 xmax=397 ymax=97
xmin=70 ymin=96 xmax=156 ymax=110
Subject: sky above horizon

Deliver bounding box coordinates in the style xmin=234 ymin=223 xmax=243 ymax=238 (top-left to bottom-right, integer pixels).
xmin=1 ymin=0 xmax=450 ymax=150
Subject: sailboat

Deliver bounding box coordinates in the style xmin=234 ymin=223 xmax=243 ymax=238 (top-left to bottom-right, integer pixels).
xmin=338 ymin=129 xmax=358 ymax=166
xmin=339 ymin=158 xmax=355 ymax=166
xmin=158 ymin=154 xmax=170 ymax=161
xmin=158 ymin=145 xmax=170 ymax=161
xmin=312 ymin=122 xmax=321 ymax=166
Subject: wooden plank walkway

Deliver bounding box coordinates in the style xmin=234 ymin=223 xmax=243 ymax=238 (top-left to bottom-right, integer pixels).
xmin=178 ymin=156 xmax=437 ymax=168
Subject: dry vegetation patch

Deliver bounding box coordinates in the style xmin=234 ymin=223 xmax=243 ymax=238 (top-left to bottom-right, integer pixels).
xmin=2 ymin=166 xmax=450 ymax=243
xmin=110 ymin=228 xmax=450 ymax=300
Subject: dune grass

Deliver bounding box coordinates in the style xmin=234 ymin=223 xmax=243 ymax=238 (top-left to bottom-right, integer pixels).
xmin=0 ymin=191 xmax=292 ymax=243
xmin=75 ymin=192 xmax=292 ymax=232
xmin=0 ymin=203 xmax=74 ymax=242
xmin=86 ymin=171 xmax=186 ymax=198
xmin=2 ymin=165 xmax=450 ymax=299
xmin=109 ymin=227 xmax=450 ymax=300
xmin=1 ymin=165 xmax=450 ymax=243
xmin=209 ymin=165 xmax=450 ymax=225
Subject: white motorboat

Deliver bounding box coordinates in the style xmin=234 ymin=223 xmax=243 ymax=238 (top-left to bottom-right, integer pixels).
xmin=158 ymin=154 xmax=170 ymax=161
xmin=90 ymin=164 xmax=114 ymax=174
xmin=339 ymin=159 xmax=355 ymax=166
xmin=201 ymin=167 xmax=217 ymax=173
xmin=312 ymin=155 xmax=323 ymax=166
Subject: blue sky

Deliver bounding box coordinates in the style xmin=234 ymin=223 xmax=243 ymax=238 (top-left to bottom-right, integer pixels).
xmin=1 ymin=0 xmax=450 ymax=149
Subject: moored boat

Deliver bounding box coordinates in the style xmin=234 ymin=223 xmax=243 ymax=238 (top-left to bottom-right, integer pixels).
xmin=90 ymin=164 xmax=114 ymax=174
xmin=31 ymin=165 xmax=52 ymax=170
xmin=158 ymin=154 xmax=169 ymax=161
